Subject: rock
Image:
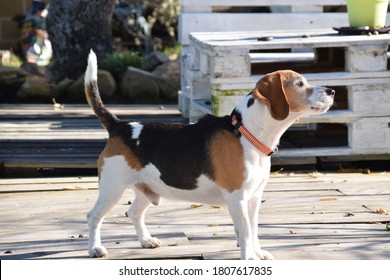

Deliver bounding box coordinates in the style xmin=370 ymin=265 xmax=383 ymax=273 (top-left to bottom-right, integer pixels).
xmin=120 ymin=67 xmax=160 ymax=103
xmin=152 ymin=60 xmax=180 ymax=102
xmin=21 ymin=62 xmax=46 ymax=77
xmin=17 ymin=75 xmax=51 ymax=101
xmin=0 ymin=67 xmax=28 ymax=85
xmin=52 ymin=78 xmax=74 ymax=99
xmin=144 ymin=51 xmax=170 ymax=71
xmin=0 ymin=67 xmax=28 ymax=100
xmin=66 ymin=70 xmax=116 ymax=102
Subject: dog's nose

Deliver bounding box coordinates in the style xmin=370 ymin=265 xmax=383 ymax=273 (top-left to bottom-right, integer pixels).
xmin=326 ymin=88 xmax=335 ymax=97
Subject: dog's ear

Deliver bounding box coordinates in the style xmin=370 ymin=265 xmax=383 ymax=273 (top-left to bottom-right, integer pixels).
xmin=252 ymin=72 xmax=289 ymax=121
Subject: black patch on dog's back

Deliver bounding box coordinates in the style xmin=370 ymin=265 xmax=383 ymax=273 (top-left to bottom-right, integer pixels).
xmin=112 ymin=115 xmax=236 ymax=190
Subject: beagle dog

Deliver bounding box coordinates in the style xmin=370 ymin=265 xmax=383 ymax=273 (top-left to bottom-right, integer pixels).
xmin=85 ymin=50 xmax=335 ymax=260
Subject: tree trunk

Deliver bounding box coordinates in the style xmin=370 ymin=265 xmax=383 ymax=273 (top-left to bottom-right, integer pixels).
xmin=47 ymin=0 xmax=115 ymax=83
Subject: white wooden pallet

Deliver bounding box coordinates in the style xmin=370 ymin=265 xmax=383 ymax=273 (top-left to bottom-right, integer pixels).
xmin=179 ymin=0 xmax=390 ymax=117
xmin=186 ymin=29 xmax=390 ymax=159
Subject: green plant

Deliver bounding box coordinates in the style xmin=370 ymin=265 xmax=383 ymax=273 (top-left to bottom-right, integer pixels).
xmin=162 ymin=42 xmax=181 ymax=60
xmin=99 ymin=51 xmax=145 ymax=82
xmin=144 ymin=0 xmax=180 ymax=49
xmin=153 ymin=0 xmax=180 ymax=38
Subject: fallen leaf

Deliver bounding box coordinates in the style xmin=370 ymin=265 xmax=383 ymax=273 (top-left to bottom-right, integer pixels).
xmin=362 ymin=168 xmax=371 ymax=174
xmin=344 ymin=212 xmax=355 ymax=217
xmin=363 ymin=205 xmax=389 ymax=215
xmin=62 ymin=187 xmax=83 ymax=191
xmin=210 ymin=205 xmax=221 ymax=209
xmin=320 ymin=197 xmax=338 ymax=201
xmin=307 ymin=171 xmax=322 ymax=178
xmin=52 ymin=98 xmax=65 ymax=110
xmin=208 ymin=224 xmax=219 ymax=227
xmin=271 ymin=168 xmax=284 ymax=175
xmin=337 ymin=167 xmax=371 ymax=174
xmin=191 ymin=204 xmax=203 ymax=208
xmin=375 ymin=208 xmax=388 ymax=215
xmin=386 ymin=224 xmax=390 ymax=231
xmin=289 ymin=230 xmax=297 ymax=234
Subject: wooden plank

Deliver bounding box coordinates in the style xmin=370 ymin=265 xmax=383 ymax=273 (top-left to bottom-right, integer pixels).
xmin=286 ymin=172 xmax=390 ymax=186
xmin=190 ymin=31 xmax=390 ymax=56
xmin=0 ymin=150 xmax=100 ymax=156
xmin=212 ymin=71 xmax=390 ymax=91
xmin=0 ymin=153 xmax=99 ymax=159
xmin=182 ymin=14 xmax=349 ymax=44
xmin=1 ymin=159 xmax=98 ymax=169
xmin=250 ymin=52 xmax=315 ymax=63
xmin=0 ymin=182 xmax=98 ymax=193
xmin=0 ymin=104 xmax=181 ymax=116
xmin=182 ymin=0 xmax=346 ymax=6
xmin=0 ymin=132 xmax=108 ymax=140
xmin=0 ymin=176 xmax=97 ymax=185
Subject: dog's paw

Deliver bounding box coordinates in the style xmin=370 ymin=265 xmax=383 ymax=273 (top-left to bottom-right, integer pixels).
xmin=89 ymin=246 xmax=108 ymax=258
xmin=140 ymin=237 xmax=161 ymax=249
xmin=258 ymin=249 xmax=274 ymax=260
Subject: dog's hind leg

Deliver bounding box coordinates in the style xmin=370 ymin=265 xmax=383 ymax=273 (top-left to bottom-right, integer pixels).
xmin=126 ymin=187 xmax=161 ymax=248
xmin=87 ymin=157 xmax=129 ymax=258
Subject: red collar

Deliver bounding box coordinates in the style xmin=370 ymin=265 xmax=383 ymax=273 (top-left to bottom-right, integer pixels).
xmin=231 ymin=115 xmax=276 ymax=156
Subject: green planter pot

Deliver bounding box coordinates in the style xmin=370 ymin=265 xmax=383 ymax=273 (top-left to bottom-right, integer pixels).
xmin=346 ymin=0 xmax=389 ymax=28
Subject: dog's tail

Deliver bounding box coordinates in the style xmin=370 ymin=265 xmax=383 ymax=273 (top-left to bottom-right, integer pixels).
xmin=84 ymin=50 xmax=119 ymax=132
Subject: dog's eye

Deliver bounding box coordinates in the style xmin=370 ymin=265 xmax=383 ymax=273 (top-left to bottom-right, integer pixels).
xmin=297 ymin=81 xmax=304 ymax=87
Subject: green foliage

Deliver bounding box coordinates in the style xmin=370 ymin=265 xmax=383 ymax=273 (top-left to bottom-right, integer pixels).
xmin=99 ymin=51 xmax=145 ymax=82
xmin=162 ymin=42 xmax=181 ymax=60
xmin=152 ymin=0 xmax=180 ymax=38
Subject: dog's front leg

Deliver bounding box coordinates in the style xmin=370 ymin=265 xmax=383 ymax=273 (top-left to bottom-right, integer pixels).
xmin=226 ymin=197 xmax=258 ymax=260
xmin=248 ymin=195 xmax=274 ymax=260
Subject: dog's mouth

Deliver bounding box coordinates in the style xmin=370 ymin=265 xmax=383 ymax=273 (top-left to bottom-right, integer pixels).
xmin=310 ymin=95 xmax=334 ymax=114
xmin=310 ymin=105 xmax=329 ymax=112
xmin=310 ymin=101 xmax=334 ymax=114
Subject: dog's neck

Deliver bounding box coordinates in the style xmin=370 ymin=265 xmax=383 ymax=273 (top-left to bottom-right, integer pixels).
xmin=233 ymin=95 xmax=301 ymax=155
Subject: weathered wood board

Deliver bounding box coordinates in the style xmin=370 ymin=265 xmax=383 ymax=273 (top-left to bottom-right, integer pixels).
xmin=1 ymin=172 xmax=389 ymax=260
xmin=0 ymin=104 xmax=186 ymax=169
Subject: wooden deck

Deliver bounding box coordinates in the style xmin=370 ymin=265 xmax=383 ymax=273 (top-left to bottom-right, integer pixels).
xmin=1 ymin=172 xmax=389 ymax=260
xmin=0 ymin=104 xmax=186 ymax=169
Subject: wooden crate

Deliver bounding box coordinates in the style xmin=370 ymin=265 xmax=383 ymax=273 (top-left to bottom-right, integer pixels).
xmin=179 ymin=0 xmax=352 ymax=116
xmin=186 ymin=29 xmax=390 ymax=162
xmin=178 ymin=0 xmax=390 ymax=117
